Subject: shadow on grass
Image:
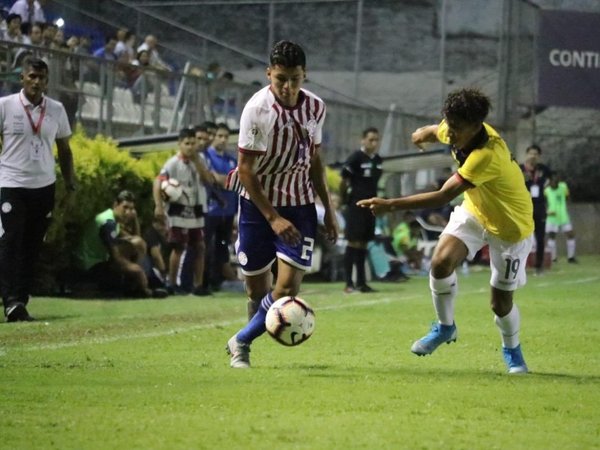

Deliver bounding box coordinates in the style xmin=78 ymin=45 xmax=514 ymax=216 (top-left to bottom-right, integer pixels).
xmin=269 ymin=363 xmax=600 ymax=383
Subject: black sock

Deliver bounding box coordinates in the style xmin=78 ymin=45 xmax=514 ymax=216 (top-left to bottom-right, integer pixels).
xmin=344 ymin=247 xmax=355 ymax=286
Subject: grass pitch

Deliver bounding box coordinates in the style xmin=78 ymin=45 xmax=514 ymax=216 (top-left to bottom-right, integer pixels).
xmin=1 ymin=256 xmax=599 ymax=449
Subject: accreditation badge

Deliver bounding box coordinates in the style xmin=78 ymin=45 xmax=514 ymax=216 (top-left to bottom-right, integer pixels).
xmin=29 ymin=135 xmax=43 ymax=161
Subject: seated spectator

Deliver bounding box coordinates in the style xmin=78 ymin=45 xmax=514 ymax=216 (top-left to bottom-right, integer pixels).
xmin=392 ymin=212 xmax=429 ymax=274
xmin=65 ymin=35 xmax=79 ymax=52
xmin=75 ymin=190 xmax=166 ymax=298
xmin=137 ymin=34 xmax=171 ymax=71
xmin=50 ymin=27 xmax=66 ymax=50
xmin=93 ymin=35 xmax=117 ymax=61
xmin=41 ymin=21 xmax=56 ymax=47
xmin=117 ymin=204 xmax=141 ymax=238
xmin=9 ymin=0 xmax=45 ymax=35
xmin=129 ymin=49 xmax=154 ymax=103
xmin=27 ymin=21 xmax=43 ymax=46
xmin=115 ymin=29 xmax=135 ymax=63
xmin=2 ymin=13 xmax=30 ymax=45
xmin=74 ymin=34 xmax=92 ymax=55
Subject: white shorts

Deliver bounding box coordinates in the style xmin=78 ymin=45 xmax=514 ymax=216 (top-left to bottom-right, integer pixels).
xmin=442 ymin=206 xmax=534 ymax=291
xmin=546 ymin=221 xmax=572 ymax=234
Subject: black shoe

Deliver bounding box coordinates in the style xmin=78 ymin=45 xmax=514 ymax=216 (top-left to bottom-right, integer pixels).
xmin=152 ymin=288 xmax=169 ymax=299
xmin=568 ymin=257 xmax=579 ymax=264
xmin=357 ymin=284 xmax=377 ymax=293
xmin=166 ymin=285 xmax=189 ymax=296
xmin=5 ymin=302 xmax=35 ymax=322
xmin=193 ymin=286 xmax=212 ymax=296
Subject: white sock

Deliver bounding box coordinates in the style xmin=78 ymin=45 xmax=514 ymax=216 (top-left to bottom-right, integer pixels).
xmin=494 ymin=304 xmax=520 ymax=349
xmin=547 ymin=238 xmax=556 ymax=260
xmin=429 ymin=271 xmax=457 ymax=326
xmin=567 ymin=239 xmax=576 ymax=259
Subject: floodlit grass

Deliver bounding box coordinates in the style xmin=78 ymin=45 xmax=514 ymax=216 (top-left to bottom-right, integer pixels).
xmin=1 ymin=256 xmax=599 ymax=450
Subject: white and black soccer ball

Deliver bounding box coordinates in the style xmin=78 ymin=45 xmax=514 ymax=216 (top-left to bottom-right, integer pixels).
xmin=160 ymin=178 xmax=183 ymax=202
xmin=265 ymin=296 xmax=315 ymax=346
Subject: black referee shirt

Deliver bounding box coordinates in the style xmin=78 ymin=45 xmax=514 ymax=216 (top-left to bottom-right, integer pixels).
xmin=341 ymin=150 xmax=383 ymax=205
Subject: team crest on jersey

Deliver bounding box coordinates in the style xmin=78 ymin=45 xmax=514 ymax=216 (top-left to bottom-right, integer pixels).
xmin=305 ymin=119 xmax=317 ymax=138
xmin=238 ymin=251 xmax=248 ymax=266
xmin=247 ymin=125 xmax=261 ymax=147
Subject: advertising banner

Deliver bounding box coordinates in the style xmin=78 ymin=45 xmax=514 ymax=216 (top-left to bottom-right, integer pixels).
xmin=538 ymin=10 xmax=600 ymax=109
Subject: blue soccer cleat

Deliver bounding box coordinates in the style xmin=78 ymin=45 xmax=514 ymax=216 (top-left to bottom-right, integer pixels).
xmin=502 ymin=344 xmax=528 ymax=374
xmin=411 ymin=322 xmax=457 ymax=356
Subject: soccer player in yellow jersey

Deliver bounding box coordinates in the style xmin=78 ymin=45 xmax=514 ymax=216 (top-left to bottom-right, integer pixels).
xmin=358 ymin=88 xmax=534 ymax=374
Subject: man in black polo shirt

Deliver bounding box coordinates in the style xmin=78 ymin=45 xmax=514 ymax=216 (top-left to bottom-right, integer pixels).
xmin=340 ymin=127 xmax=383 ymax=293
xmin=520 ymin=144 xmax=552 ymax=275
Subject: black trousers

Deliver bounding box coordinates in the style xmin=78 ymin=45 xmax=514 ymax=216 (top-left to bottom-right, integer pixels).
xmin=533 ymin=205 xmax=546 ymax=270
xmin=203 ymin=214 xmax=234 ymax=288
xmin=0 ymin=184 xmax=55 ymax=308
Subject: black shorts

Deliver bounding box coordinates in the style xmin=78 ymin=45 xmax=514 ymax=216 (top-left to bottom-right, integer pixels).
xmin=344 ymin=204 xmax=376 ymax=242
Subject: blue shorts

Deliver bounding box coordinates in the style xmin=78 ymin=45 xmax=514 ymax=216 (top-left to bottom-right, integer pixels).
xmin=235 ymin=197 xmax=317 ymax=275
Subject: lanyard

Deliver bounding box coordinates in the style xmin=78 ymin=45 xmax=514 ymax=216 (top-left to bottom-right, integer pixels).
xmin=19 ymin=93 xmax=46 ymax=136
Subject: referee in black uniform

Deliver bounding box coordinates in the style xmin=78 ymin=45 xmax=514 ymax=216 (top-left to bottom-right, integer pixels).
xmin=340 ymin=127 xmax=382 ymax=293
xmin=0 ymin=58 xmax=76 ymax=322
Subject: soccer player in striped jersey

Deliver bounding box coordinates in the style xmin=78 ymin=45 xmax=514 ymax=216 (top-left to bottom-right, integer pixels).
xmin=225 ymin=40 xmax=338 ymax=368
xmin=358 ymin=88 xmax=535 ymax=374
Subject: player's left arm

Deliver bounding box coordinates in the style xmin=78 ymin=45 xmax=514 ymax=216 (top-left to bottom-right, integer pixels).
xmin=56 ymin=137 xmax=76 ymax=191
xmin=358 ymin=173 xmax=469 ymax=216
xmin=309 ymin=147 xmax=338 ymax=243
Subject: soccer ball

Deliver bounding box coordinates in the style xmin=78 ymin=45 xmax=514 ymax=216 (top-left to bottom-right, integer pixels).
xmin=160 ymin=178 xmax=183 ymax=202
xmin=265 ymin=296 xmax=315 ymax=346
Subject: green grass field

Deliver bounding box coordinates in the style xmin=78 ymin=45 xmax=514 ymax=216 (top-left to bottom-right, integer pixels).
xmin=1 ymin=256 xmax=599 ymax=450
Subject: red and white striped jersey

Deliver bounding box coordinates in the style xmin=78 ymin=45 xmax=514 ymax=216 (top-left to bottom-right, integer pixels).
xmin=226 ymin=86 xmax=326 ymax=207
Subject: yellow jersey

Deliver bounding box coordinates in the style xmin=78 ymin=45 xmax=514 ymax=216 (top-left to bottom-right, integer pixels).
xmin=437 ymin=120 xmax=533 ymax=242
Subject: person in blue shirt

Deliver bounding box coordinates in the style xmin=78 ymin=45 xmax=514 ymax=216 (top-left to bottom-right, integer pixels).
xmin=92 ymin=36 xmax=118 ymax=61
xmin=204 ymin=123 xmax=239 ymax=290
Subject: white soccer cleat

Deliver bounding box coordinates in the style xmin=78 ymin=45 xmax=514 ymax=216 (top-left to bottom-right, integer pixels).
xmin=226 ymin=335 xmax=251 ymax=369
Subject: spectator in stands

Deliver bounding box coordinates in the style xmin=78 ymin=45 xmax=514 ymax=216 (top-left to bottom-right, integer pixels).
xmin=115 ymin=29 xmax=136 ymax=63
xmin=27 ymin=21 xmax=43 ymax=46
xmin=520 ymin=144 xmax=551 ymax=275
xmin=76 ymin=190 xmax=166 ymax=298
xmin=137 ymin=34 xmax=171 ymax=72
xmin=74 ymin=34 xmax=92 ymax=55
xmin=204 ymin=122 xmax=239 ymax=291
xmin=41 ymin=21 xmax=56 ymax=47
xmin=129 ymin=49 xmax=153 ymax=103
xmin=50 ymin=27 xmax=66 ymax=50
xmin=9 ymin=0 xmax=45 ymax=35
xmin=93 ymin=35 xmax=118 ymax=61
xmin=153 ymin=128 xmax=215 ymax=296
xmin=339 ymin=126 xmax=383 ymax=293
xmin=2 ymin=13 xmax=30 ymax=46
xmin=65 ymin=35 xmax=78 ymax=52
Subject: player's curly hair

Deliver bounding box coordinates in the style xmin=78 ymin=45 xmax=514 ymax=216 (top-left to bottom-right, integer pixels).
xmin=270 ymin=40 xmax=306 ymax=68
xmin=442 ymin=88 xmax=491 ymax=124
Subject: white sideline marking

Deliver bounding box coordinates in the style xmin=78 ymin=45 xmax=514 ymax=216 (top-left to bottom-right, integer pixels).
xmin=6 ymin=276 xmax=598 ymax=353
xmin=533 ymin=276 xmax=599 ymax=288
